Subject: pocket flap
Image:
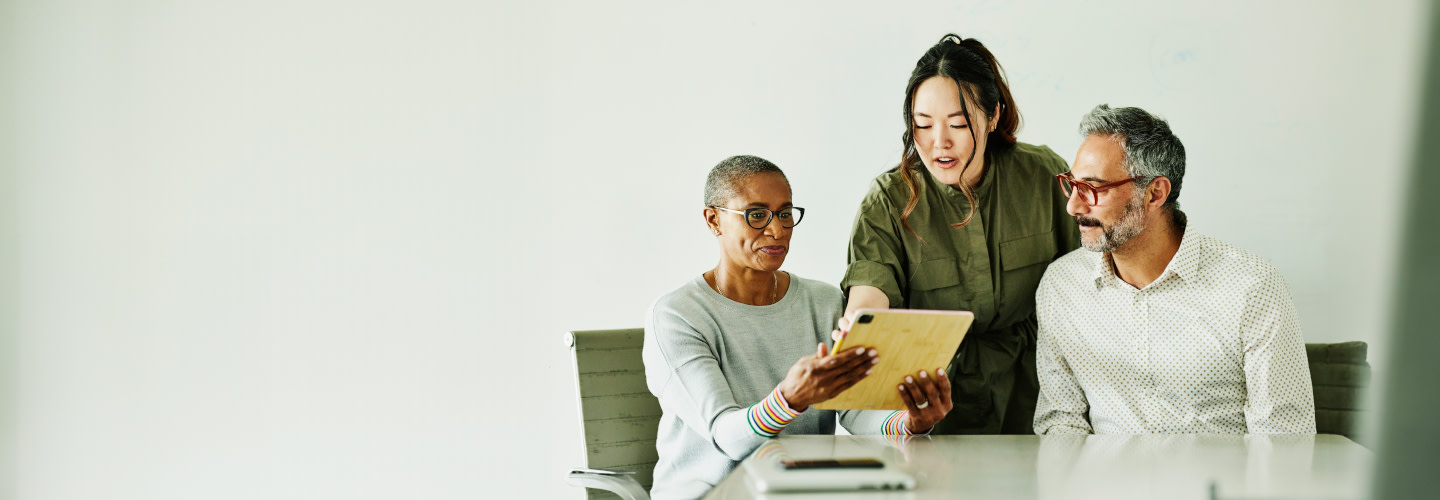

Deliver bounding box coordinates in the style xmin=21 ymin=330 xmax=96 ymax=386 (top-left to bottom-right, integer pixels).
xmin=910 ymin=258 xmax=961 ymax=291
xmin=1000 ymin=232 xmax=1058 ymax=271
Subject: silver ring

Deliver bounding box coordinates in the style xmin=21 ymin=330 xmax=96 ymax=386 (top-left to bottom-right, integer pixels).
xmin=915 ymin=400 xmax=930 ymax=410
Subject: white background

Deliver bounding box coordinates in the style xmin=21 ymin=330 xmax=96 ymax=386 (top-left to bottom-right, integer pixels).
xmin=4 ymin=1 xmax=1430 ymax=499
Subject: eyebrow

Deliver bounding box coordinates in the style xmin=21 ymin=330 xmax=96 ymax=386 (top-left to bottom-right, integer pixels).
xmin=745 ymin=202 xmax=794 ymax=208
xmin=1078 ymin=176 xmax=1109 ymax=183
xmin=913 ymin=112 xmax=969 ymax=119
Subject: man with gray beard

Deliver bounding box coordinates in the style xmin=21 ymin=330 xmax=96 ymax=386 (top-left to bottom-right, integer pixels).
xmin=1032 ymin=105 xmax=1316 ymax=435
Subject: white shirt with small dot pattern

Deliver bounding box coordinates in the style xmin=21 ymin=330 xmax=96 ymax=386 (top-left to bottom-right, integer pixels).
xmin=1034 ymin=226 xmax=1316 ymax=435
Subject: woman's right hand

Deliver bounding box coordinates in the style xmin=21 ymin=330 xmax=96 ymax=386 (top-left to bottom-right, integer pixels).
xmin=778 ymin=343 xmax=880 ymax=410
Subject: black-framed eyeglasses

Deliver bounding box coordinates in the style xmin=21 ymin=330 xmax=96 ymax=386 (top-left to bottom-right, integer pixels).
xmin=710 ymin=206 xmax=806 ymax=229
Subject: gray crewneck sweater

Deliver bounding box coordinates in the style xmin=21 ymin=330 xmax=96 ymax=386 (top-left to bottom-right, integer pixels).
xmin=642 ymin=273 xmax=891 ymax=499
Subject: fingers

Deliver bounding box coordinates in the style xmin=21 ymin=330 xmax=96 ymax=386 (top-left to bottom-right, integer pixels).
xmin=829 ymin=370 xmax=869 ymax=396
xmin=916 ymin=370 xmax=944 ymax=412
xmin=819 ymin=346 xmax=872 ymax=370
xmin=812 ymin=349 xmax=877 ymax=396
xmin=831 ymin=329 xmax=845 ymax=343
xmin=837 ymin=315 xmax=852 ymax=332
xmin=935 ymin=367 xmax=953 ymax=408
xmin=830 ymin=356 xmax=875 ymax=390
xmin=898 ymin=371 xmax=946 ymax=434
xmin=900 ymin=374 xmax=925 ymax=412
xmin=898 ymin=380 xmax=920 ymax=414
xmin=815 ymin=343 xmax=826 ymax=358
xmin=830 ymin=348 xmax=878 ymax=375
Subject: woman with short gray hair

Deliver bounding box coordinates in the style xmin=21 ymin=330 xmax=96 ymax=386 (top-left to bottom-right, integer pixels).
xmin=643 ymin=155 xmax=954 ymax=499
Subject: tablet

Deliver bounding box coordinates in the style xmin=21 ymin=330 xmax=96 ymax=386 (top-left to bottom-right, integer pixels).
xmin=812 ymin=309 xmax=973 ymax=411
xmin=744 ymin=453 xmax=914 ymax=493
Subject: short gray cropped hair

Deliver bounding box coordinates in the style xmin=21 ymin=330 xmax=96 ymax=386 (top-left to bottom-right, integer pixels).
xmin=703 ymin=155 xmax=787 ymax=207
xmin=1078 ymin=104 xmax=1186 ymax=210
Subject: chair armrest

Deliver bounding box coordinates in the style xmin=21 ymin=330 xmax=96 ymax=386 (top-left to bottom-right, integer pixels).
xmin=566 ymin=470 xmax=649 ymax=500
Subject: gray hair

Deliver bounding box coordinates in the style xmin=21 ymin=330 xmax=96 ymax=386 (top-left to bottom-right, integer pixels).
xmin=1078 ymin=104 xmax=1186 ymax=211
xmin=703 ymin=155 xmax=787 ymax=207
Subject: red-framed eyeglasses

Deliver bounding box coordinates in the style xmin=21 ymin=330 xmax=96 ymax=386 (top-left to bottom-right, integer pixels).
xmin=1056 ymin=172 xmax=1148 ymax=206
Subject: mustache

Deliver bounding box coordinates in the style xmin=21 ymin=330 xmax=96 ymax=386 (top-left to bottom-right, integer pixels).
xmin=1075 ymin=216 xmax=1103 ymax=227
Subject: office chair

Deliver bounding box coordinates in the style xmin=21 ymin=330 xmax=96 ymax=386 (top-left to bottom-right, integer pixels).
xmin=1305 ymin=342 xmax=1371 ymax=444
xmin=564 ymin=329 xmax=660 ymax=500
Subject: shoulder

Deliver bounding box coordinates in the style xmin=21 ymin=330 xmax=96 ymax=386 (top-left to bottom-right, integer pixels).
xmin=1003 ymin=141 xmax=1071 ymax=176
xmin=1002 ymin=141 xmax=1071 ymax=177
xmin=647 ymin=277 xmax=719 ymax=329
xmin=860 ymin=169 xmax=911 ymax=209
xmin=994 ymin=142 xmax=1070 ymax=201
xmin=1039 ymin=246 xmax=1100 ymax=292
xmin=789 ymin=273 xmax=844 ymax=304
xmin=1192 ymin=233 xmax=1287 ymax=291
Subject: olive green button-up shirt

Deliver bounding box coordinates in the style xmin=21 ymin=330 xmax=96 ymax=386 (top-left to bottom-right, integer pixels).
xmin=842 ymin=142 xmax=1081 ymax=434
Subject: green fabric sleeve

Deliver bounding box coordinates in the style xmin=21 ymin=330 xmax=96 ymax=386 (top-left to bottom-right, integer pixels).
xmin=842 ymin=182 xmax=906 ymax=308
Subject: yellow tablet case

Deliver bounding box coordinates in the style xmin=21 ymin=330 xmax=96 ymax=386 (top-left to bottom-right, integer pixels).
xmin=813 ymin=309 xmax=974 ymax=411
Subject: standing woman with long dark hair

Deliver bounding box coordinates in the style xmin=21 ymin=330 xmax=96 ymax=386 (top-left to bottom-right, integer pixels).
xmin=839 ymin=34 xmax=1080 ymax=434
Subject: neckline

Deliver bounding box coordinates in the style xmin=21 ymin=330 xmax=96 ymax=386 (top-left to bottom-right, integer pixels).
xmin=924 ymin=148 xmax=1002 ymax=206
xmin=695 ymin=272 xmax=795 ymax=312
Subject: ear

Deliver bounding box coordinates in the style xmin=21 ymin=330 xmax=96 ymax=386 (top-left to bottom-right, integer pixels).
xmin=989 ymin=103 xmax=1002 ymax=132
xmin=1145 ymin=177 xmax=1172 ymax=211
xmin=704 ymin=206 xmax=721 ymax=235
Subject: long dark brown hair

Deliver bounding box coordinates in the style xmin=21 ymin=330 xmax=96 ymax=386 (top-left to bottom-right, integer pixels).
xmin=896 ymin=34 xmax=1021 ymax=236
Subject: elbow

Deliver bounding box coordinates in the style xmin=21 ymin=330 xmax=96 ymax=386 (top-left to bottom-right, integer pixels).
xmin=718 ymin=437 xmax=765 ymax=462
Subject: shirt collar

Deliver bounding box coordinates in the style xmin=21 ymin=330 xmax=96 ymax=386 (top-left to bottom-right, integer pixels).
xmin=1166 ymin=224 xmax=1202 ymax=283
xmin=1093 ymin=251 xmax=1119 ymax=290
xmin=1091 ymin=217 xmax=1200 ymax=290
xmin=923 ymin=149 xmax=1000 ymax=206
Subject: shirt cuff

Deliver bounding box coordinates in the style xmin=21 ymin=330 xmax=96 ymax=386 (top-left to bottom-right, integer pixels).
xmin=882 ymin=411 xmax=932 ymax=436
xmin=749 ymin=387 xmax=804 ymax=438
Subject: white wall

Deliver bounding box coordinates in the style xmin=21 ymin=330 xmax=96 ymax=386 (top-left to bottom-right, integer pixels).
xmin=7 ymin=1 xmax=1429 ymax=499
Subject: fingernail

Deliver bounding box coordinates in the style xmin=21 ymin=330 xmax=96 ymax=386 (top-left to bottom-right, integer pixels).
xmin=898 ymin=385 xmax=906 ymax=391
xmin=905 ymin=376 xmax=914 ymax=383
xmin=865 ymin=368 xmax=873 ymax=375
xmin=869 ymin=349 xmax=878 ymax=357
xmin=871 ymin=358 xmax=880 ymax=364
xmin=920 ymin=371 xmax=928 ymax=378
xmin=938 ymin=368 xmax=946 ymax=376
xmin=855 ymin=347 xmax=865 ymax=354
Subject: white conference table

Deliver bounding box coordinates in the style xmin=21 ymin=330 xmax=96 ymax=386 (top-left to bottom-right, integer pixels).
xmin=703 ymin=434 xmax=1372 ymax=500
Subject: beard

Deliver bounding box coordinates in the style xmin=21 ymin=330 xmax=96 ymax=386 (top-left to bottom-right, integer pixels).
xmin=1077 ymin=194 xmax=1147 ymax=253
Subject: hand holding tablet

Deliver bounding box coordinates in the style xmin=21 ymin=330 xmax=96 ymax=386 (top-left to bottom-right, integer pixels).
xmin=814 ymin=309 xmax=973 ymax=412
xmin=776 ymin=342 xmax=879 ymax=411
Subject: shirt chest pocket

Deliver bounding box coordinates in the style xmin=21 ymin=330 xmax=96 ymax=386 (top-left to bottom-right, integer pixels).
xmin=907 ymin=257 xmax=964 ymax=310
xmin=998 ymin=231 xmax=1058 ymax=312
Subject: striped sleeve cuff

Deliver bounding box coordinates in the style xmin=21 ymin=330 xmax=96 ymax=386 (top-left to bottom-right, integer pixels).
xmin=748 ymin=387 xmax=803 ymax=438
xmin=882 ymin=411 xmax=931 ymax=436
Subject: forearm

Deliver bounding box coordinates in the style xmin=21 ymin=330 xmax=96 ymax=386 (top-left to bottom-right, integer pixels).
xmin=844 ymin=285 xmax=890 ymax=319
xmin=1033 ymin=391 xmax=1092 ymax=435
xmin=1241 ymin=273 xmax=1318 ymax=434
xmin=747 ymin=387 xmax=803 ymax=438
xmin=1033 ymin=381 xmax=1092 ymax=434
xmin=1244 ymin=335 xmax=1317 ymax=434
xmin=1034 ymin=285 xmax=1093 ymax=435
xmin=696 ymin=386 xmax=801 ymax=461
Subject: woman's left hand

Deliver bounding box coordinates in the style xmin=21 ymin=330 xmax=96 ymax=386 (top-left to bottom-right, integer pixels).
xmin=898 ymin=368 xmax=953 ymax=434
